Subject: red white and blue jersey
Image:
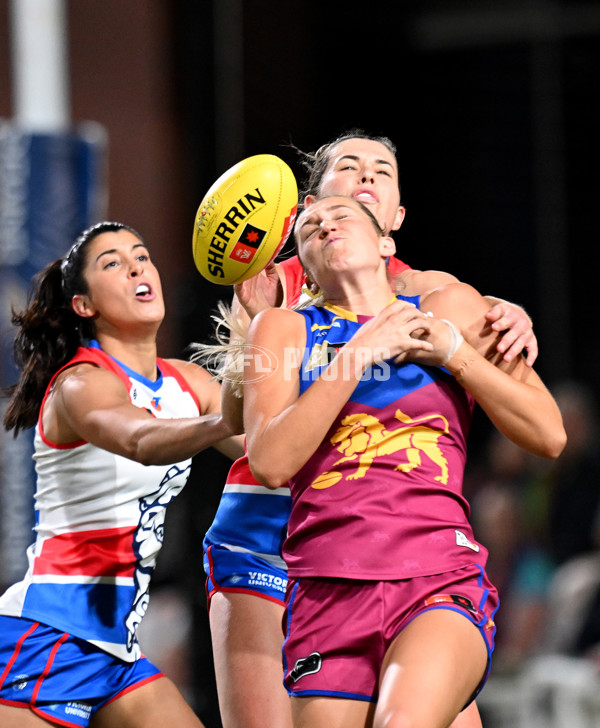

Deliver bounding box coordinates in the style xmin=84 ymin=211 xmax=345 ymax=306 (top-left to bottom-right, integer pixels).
xmin=204 ymin=456 xmax=290 ymax=573
xmin=284 ymin=297 xmax=486 ymax=581
xmin=0 ymin=343 xmax=200 ymax=662
xmin=203 ymin=255 xmax=412 ymax=575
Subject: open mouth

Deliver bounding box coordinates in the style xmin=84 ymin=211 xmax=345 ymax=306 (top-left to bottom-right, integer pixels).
xmin=135 ymin=283 xmax=152 ymax=298
xmin=354 ymin=190 xmax=378 ymax=204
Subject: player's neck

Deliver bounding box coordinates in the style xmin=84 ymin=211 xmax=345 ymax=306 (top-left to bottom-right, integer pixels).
xmin=324 ymin=282 xmax=394 ymax=317
xmin=94 ymin=333 xmax=159 ymax=380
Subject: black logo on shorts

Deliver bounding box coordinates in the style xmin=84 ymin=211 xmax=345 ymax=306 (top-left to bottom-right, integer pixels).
xmin=450 ymin=594 xmax=477 ymax=616
xmin=290 ymin=651 xmax=322 ymax=683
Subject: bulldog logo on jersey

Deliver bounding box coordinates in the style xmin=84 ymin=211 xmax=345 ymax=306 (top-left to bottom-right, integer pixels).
xmin=290 ymin=652 xmax=323 ymax=683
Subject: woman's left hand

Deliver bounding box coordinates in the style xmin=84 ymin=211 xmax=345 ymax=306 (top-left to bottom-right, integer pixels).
xmin=485 ymin=301 xmax=537 ymax=366
xmin=404 ymin=315 xmax=462 ymax=368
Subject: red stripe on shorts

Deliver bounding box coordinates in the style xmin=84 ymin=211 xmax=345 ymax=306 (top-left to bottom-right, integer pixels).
xmin=0 ymin=621 xmax=40 ymax=690
xmin=30 ymin=631 xmax=70 ymax=704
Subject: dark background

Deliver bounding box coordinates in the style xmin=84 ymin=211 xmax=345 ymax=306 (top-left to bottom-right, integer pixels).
xmin=1 ymin=2 xmax=599 ymax=725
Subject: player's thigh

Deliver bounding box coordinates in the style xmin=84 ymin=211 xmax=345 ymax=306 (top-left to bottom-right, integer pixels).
xmin=0 ymin=705 xmax=56 ymax=727
xmin=209 ymin=591 xmax=291 ymax=728
xmin=209 ymin=590 xmax=286 ymax=657
xmin=449 ymin=701 xmax=482 ymax=728
xmin=291 ymin=696 xmax=375 ymax=728
xmin=91 ymin=675 xmax=203 ymax=728
xmin=374 ymin=609 xmax=488 ymax=728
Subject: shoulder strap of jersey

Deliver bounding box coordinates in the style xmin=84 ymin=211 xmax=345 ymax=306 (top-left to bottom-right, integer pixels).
xmin=62 ymin=346 xmax=131 ymax=386
xmin=38 ymin=346 xmax=131 ymax=447
xmin=157 ymin=358 xmax=201 ymax=412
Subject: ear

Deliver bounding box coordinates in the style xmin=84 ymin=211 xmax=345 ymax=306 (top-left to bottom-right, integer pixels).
xmin=380 ymin=236 xmax=396 ymax=258
xmin=390 ymin=205 xmax=406 ymax=231
xmin=303 ymin=270 xmax=320 ymax=296
xmin=307 ymin=280 xmax=321 ymax=296
xmin=303 ymin=194 xmax=317 ymax=208
xmin=71 ymin=294 xmax=96 ymax=319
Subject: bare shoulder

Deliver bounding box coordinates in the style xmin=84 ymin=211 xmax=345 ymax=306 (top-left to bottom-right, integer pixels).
xmin=52 ymin=362 xmax=137 ymax=415
xmin=397 ymin=269 xmax=459 ymax=297
xmin=421 ymin=281 xmax=490 ymax=323
xmin=421 ymin=281 xmax=486 ymax=314
xmin=47 ymin=362 xmax=132 ymax=442
xmin=248 ymin=306 xmax=306 ymax=349
xmin=252 ymin=306 xmax=304 ymax=330
xmin=55 ymin=361 xmax=123 ymax=400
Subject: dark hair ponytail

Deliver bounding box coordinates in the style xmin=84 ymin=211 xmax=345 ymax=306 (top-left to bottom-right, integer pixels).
xmin=3 ymin=259 xmax=91 ymax=435
xmin=3 ymin=220 xmax=143 ymax=435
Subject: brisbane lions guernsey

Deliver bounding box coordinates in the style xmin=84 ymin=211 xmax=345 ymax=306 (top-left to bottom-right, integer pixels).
xmin=284 ymin=296 xmax=488 ymax=581
xmin=203 ymin=255 xmax=413 ymax=578
xmin=0 ymin=343 xmax=200 ymax=662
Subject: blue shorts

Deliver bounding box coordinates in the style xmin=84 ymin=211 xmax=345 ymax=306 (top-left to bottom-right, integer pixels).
xmin=283 ymin=564 xmax=498 ymax=703
xmin=0 ymin=615 xmax=162 ymax=727
xmin=204 ymin=543 xmax=288 ymax=607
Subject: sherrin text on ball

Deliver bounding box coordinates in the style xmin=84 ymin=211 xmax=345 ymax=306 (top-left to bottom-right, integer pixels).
xmin=193 ymin=154 xmax=298 ymax=285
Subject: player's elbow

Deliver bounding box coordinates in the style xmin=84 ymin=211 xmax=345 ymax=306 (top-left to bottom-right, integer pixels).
xmin=543 ymin=426 xmax=567 ymax=459
xmin=528 ymin=421 xmax=567 ymax=460
xmin=248 ymin=455 xmax=290 ymax=489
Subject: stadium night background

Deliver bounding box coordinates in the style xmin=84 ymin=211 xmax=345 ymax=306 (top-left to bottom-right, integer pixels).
xmin=1 ymin=2 xmax=599 ymax=726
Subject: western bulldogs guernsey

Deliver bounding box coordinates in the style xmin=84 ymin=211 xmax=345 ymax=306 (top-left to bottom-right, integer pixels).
xmin=284 ymin=297 xmax=488 ymax=581
xmin=203 ymin=255 xmax=412 ymax=595
xmin=0 ymin=343 xmax=200 ymax=662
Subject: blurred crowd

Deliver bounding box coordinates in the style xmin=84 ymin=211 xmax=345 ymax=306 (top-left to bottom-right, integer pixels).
xmin=466 ymin=380 xmax=600 ymax=726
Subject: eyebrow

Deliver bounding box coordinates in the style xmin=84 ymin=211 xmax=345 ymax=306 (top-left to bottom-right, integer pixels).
xmin=299 ymin=203 xmax=355 ymax=229
xmin=336 ymin=154 xmax=394 ymax=169
xmin=95 ymin=242 xmax=146 ymax=263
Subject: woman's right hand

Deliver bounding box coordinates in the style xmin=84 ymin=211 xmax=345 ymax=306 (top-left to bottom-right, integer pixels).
xmin=233 ymin=262 xmax=283 ymax=319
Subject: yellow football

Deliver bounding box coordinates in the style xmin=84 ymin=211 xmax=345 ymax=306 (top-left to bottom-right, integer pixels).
xmin=192 ymin=154 xmax=298 ymax=285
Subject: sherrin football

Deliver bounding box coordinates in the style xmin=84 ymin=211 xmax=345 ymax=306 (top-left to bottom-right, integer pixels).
xmin=192 ymin=154 xmax=298 ymax=285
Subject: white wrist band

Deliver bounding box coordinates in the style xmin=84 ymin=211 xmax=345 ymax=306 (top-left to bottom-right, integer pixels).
xmin=440 ymin=319 xmax=464 ymax=365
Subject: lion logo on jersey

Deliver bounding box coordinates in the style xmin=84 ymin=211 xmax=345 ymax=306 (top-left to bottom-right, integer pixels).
xmin=311 ymin=409 xmax=449 ymax=488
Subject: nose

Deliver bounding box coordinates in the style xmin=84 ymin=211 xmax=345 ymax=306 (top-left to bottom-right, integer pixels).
xmin=129 ymin=259 xmax=143 ymax=277
xmin=319 ymin=219 xmax=336 ymax=236
xmin=360 ymin=169 xmax=375 ymax=184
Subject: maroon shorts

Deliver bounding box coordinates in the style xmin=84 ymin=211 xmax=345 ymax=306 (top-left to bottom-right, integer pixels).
xmin=282 ymin=564 xmax=498 ymax=702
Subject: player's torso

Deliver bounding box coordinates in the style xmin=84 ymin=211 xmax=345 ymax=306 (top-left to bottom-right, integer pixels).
xmin=0 ymin=347 xmax=199 ymax=661
xmin=285 ymin=299 xmax=484 ymax=581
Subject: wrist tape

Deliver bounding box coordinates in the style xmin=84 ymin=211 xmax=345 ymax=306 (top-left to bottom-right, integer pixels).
xmin=440 ymin=319 xmax=464 ymax=365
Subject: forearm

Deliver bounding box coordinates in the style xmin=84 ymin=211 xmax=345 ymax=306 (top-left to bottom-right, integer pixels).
xmin=483 ymin=295 xmax=504 ymax=306
xmin=214 ymin=378 xmax=246 ymax=460
xmin=246 ymin=347 xmax=364 ymax=487
xmin=446 ymin=340 xmax=566 ymax=458
xmin=122 ymin=413 xmax=236 ymax=465
xmin=214 ymin=434 xmax=245 ymax=460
